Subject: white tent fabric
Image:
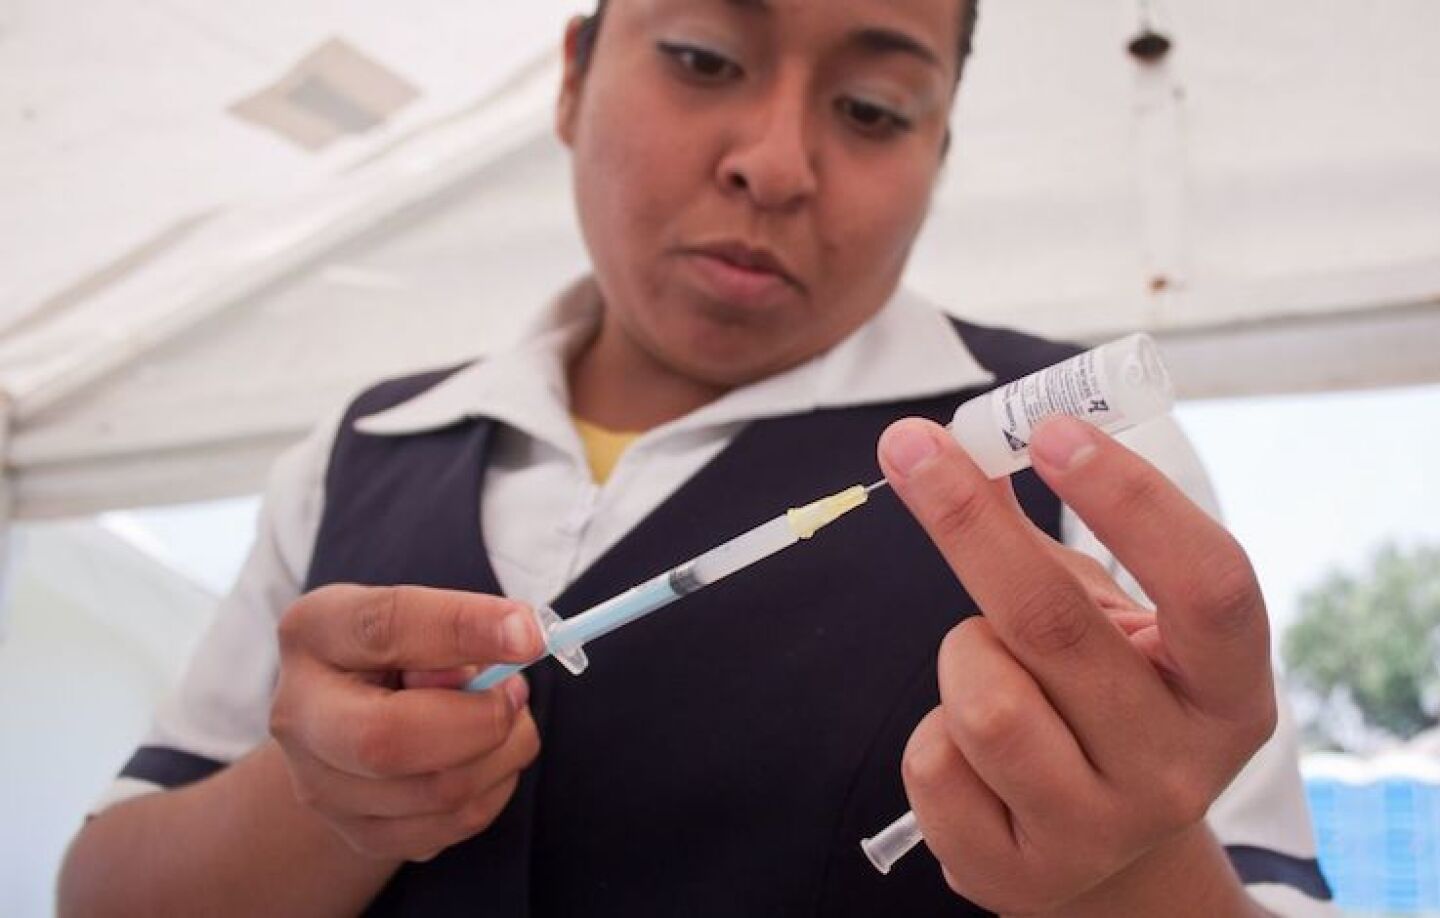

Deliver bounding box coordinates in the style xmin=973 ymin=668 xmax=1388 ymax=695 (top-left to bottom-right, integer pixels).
xmin=2 ymin=0 xmax=1438 ymax=520
xmin=0 ymin=519 xmax=218 ymax=916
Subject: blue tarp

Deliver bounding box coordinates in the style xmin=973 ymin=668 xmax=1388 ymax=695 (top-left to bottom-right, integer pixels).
xmin=1307 ymin=778 xmax=1440 ymax=913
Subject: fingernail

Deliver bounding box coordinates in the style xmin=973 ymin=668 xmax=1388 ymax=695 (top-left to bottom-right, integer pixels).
xmin=1031 ymin=417 xmax=1097 ymax=472
xmin=881 ymin=421 xmax=941 ymax=479
xmin=502 ymin=675 xmax=530 ymax=711
xmin=500 ymin=610 xmax=536 ymax=657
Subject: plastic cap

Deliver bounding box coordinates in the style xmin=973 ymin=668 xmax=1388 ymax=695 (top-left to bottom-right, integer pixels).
xmin=786 ymin=485 xmax=869 ymax=539
xmin=860 ymin=809 xmax=923 ymax=875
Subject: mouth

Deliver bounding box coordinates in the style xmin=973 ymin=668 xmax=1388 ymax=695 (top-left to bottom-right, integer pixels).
xmin=678 ymin=241 xmax=803 ymax=306
xmin=691 ymin=242 xmax=799 ymax=285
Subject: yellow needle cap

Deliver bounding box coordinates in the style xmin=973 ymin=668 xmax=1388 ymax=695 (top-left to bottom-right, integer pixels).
xmin=786 ymin=484 xmax=869 ymax=539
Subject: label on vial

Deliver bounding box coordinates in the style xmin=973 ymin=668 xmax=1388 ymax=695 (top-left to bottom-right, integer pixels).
xmin=991 ymin=349 xmax=1123 ymax=457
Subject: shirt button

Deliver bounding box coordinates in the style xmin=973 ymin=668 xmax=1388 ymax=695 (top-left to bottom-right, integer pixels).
xmin=558 ymin=483 xmax=600 ymax=536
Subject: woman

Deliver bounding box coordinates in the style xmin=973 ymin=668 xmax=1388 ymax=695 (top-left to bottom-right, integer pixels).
xmin=61 ymin=1 xmax=1333 ymax=915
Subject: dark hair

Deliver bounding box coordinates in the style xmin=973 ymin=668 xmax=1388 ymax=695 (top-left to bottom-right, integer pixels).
xmin=575 ymin=0 xmax=981 ymax=79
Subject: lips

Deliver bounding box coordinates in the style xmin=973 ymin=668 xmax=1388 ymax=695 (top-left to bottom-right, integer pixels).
xmin=690 ymin=242 xmax=799 ymax=286
xmin=679 ymin=240 xmax=802 ymax=307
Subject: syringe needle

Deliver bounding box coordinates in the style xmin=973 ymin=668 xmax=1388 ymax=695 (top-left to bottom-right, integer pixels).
xmin=865 ymin=478 xmax=890 ymax=495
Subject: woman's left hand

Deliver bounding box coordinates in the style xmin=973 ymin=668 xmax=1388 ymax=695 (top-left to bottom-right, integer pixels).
xmin=878 ymin=416 xmax=1276 ymax=917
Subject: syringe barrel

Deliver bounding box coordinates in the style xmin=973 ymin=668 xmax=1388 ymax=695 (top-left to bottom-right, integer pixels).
xmin=684 ymin=514 xmax=797 ymax=588
xmin=548 ymin=571 xmax=681 ymax=648
xmin=948 ymin=333 xmax=1174 ymax=478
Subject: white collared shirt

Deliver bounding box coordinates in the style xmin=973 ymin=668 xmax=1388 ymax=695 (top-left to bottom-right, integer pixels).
xmin=354 ymin=278 xmax=1005 ymax=611
xmin=101 ymin=278 xmax=1335 ymax=915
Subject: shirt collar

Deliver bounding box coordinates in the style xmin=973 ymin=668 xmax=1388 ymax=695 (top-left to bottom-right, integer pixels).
xmin=354 ymin=277 xmax=993 ymax=448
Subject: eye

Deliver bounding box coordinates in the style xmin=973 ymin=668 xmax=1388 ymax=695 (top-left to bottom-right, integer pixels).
xmin=837 ymin=97 xmax=913 ymax=139
xmin=657 ymin=41 xmax=742 ymax=84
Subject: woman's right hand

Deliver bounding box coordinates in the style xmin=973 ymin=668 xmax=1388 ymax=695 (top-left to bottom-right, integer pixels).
xmin=268 ymin=584 xmax=545 ymax=862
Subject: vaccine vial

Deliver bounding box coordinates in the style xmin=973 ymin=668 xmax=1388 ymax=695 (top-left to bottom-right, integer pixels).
xmin=948 ymin=333 xmax=1175 ymax=478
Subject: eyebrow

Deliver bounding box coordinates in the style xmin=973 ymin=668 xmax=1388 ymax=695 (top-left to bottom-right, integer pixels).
xmin=849 ymin=27 xmax=944 ymax=72
xmin=714 ymin=1 xmax=944 ymax=73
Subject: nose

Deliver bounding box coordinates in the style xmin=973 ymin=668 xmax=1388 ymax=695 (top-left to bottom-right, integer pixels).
xmin=715 ymin=80 xmax=819 ymax=212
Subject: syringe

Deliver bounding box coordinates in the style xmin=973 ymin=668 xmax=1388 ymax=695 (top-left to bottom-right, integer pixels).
xmin=463 ymin=483 xmax=874 ymax=693
xmin=862 ymin=332 xmax=1176 ymax=875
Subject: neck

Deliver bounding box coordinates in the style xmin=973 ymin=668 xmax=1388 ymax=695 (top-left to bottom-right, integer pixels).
xmin=567 ymin=310 xmax=729 ymax=431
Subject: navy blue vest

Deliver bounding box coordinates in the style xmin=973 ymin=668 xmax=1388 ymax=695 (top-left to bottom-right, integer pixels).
xmin=303 ymin=320 xmax=1080 ymax=917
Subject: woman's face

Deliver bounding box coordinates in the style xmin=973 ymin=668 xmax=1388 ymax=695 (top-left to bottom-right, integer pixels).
xmin=558 ymin=0 xmax=960 ymax=388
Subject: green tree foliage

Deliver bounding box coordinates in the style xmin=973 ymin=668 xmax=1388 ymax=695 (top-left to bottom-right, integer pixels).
xmin=1283 ymin=543 xmax=1440 ymax=740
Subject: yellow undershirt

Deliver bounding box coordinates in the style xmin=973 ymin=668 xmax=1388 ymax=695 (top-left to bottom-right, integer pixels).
xmin=573 ymin=417 xmax=643 ymax=485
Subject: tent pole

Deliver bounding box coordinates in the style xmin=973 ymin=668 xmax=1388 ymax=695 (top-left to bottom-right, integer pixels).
xmin=0 ymin=389 xmax=13 ymax=640
xmin=1132 ymin=33 xmax=1188 ymax=326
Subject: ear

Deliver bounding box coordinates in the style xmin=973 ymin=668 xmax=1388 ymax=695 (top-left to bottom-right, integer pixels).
xmin=556 ymin=16 xmax=592 ymax=148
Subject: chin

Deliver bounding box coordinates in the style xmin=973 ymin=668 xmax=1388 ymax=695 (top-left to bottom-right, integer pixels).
xmin=636 ymin=300 xmax=817 ymax=388
xmin=671 ymin=341 xmax=801 ymax=390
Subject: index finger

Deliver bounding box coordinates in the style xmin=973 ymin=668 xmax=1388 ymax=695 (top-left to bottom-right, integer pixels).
xmin=877 ymin=419 xmax=1159 ymax=731
xmin=281 ymin=584 xmax=544 ymax=672
xmin=298 ymin=672 xmax=528 ymax=777
xmin=1027 ymin=416 xmax=1272 ymax=717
